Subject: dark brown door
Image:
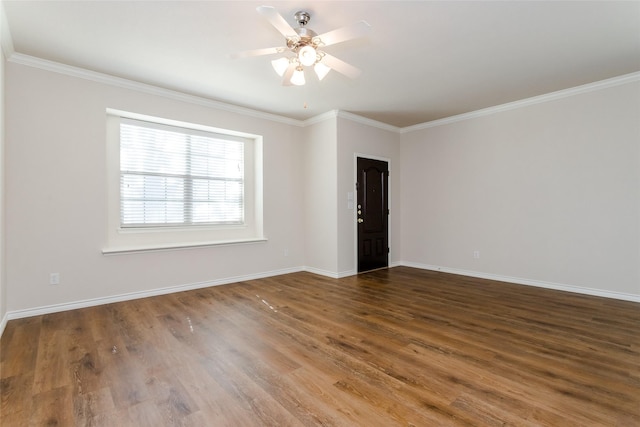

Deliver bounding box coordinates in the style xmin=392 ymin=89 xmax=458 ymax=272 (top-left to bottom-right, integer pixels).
xmin=356 ymin=157 xmax=389 ymax=272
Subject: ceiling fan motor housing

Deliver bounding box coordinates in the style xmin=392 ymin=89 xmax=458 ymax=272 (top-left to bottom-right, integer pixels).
xmin=294 ymin=11 xmax=310 ymax=26
xmin=288 ymin=11 xmax=321 ymax=50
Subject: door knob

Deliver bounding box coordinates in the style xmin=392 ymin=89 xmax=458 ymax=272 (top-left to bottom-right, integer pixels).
xmin=358 ymin=218 xmax=364 ymax=223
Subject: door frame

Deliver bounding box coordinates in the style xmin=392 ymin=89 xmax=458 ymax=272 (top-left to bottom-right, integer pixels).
xmin=353 ymin=153 xmax=392 ymax=274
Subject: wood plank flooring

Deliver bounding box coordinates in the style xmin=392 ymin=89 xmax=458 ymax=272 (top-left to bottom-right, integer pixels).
xmin=1 ymin=267 xmax=639 ymax=426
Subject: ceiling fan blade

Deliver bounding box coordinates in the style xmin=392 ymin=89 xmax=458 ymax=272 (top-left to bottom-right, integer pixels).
xmin=257 ymin=5 xmax=297 ymax=38
xmin=316 ymin=21 xmax=371 ymax=47
xmin=230 ymin=46 xmax=284 ymax=59
xmin=282 ymin=63 xmax=296 ymax=86
xmin=320 ymin=53 xmax=362 ymax=79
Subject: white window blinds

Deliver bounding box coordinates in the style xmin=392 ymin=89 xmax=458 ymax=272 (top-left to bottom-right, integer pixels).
xmin=120 ymin=119 xmax=245 ymax=227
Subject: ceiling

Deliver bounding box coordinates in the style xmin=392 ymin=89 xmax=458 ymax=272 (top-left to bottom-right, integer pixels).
xmin=2 ymin=1 xmax=639 ymax=128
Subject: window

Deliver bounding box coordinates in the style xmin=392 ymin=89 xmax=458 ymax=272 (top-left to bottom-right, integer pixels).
xmin=105 ymin=111 xmax=264 ymax=253
xmin=120 ymin=119 xmax=245 ymax=227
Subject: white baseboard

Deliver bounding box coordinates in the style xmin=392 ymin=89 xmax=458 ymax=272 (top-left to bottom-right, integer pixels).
xmin=4 ymin=262 xmax=637 ymax=337
xmin=1 ymin=264 xmax=363 ymax=326
xmin=303 ymin=266 xmax=340 ymax=279
xmin=5 ymin=266 xmax=305 ymax=322
xmin=337 ymin=269 xmax=357 ymax=278
xmin=305 ymin=265 xmax=404 ymax=279
xmin=0 ymin=312 xmax=8 ymax=338
xmin=401 ymin=261 xmax=640 ymax=303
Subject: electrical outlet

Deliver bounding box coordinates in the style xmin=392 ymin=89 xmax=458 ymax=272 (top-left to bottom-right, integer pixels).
xmin=50 ymin=273 xmax=60 ymax=285
xmin=284 ymin=248 xmax=289 ymax=257
xmin=473 ymin=251 xmax=480 ymax=259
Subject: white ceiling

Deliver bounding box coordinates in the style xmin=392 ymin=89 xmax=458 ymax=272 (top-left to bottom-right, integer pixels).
xmin=3 ymin=1 xmax=639 ymax=127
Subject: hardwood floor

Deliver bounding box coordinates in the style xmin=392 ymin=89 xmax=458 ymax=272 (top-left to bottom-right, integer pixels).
xmin=1 ymin=267 xmax=639 ymax=426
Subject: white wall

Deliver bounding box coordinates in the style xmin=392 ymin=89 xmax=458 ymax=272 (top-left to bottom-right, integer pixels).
xmin=336 ymin=116 xmax=401 ymax=275
xmin=302 ymin=113 xmax=401 ymax=277
xmin=5 ymin=62 xmax=306 ymax=313
xmin=400 ymin=80 xmax=640 ymax=298
xmin=302 ymin=116 xmax=338 ymax=275
xmin=0 ymin=12 xmax=6 ymax=329
xmin=4 ymin=54 xmax=638 ymax=321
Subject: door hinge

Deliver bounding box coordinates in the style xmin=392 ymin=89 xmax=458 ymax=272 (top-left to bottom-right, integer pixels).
xmin=388 ymin=247 xmax=390 ymax=253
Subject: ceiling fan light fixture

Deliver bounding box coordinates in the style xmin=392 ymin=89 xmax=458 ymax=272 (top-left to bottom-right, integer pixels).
xmin=238 ymin=7 xmax=371 ymax=87
xmin=271 ymin=57 xmax=290 ymax=76
xmin=298 ymin=45 xmax=317 ymax=67
xmin=314 ymin=62 xmax=331 ymax=80
xmin=291 ymin=67 xmax=306 ymax=86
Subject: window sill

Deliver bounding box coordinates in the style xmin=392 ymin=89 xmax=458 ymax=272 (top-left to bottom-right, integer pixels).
xmin=102 ymin=237 xmax=268 ymax=255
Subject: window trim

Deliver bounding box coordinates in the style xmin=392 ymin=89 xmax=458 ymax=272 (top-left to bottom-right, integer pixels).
xmin=104 ymin=109 xmax=264 ymax=253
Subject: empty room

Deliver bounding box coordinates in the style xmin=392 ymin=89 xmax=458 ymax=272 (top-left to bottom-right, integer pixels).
xmin=0 ymin=1 xmax=639 ymax=425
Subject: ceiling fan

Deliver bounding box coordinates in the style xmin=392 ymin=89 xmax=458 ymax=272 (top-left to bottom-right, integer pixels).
xmin=231 ymin=6 xmax=371 ymax=86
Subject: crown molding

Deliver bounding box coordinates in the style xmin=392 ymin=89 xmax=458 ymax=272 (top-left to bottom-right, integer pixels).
xmin=303 ymin=110 xmax=339 ymax=126
xmin=8 ymin=52 xmax=394 ymax=132
xmin=287 ymin=71 xmax=640 ymax=133
xmin=7 ymin=52 xmax=638 ymax=133
xmin=303 ymin=110 xmax=401 ymax=133
xmin=336 ymin=110 xmax=400 ymax=133
xmin=8 ymin=53 xmax=306 ymax=127
xmin=401 ymin=71 xmax=640 ymax=133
